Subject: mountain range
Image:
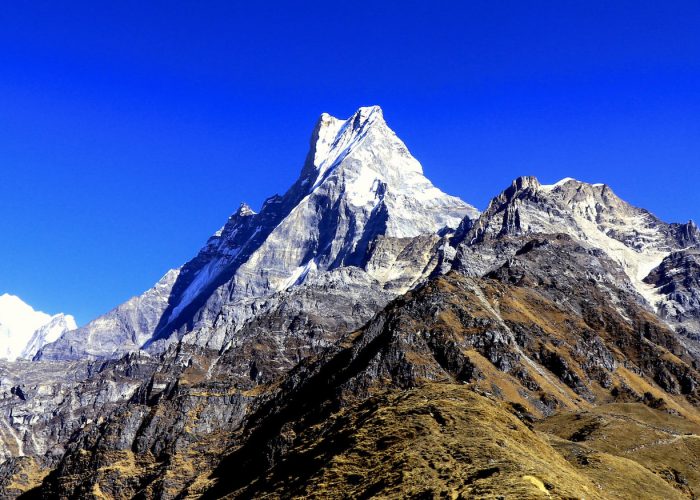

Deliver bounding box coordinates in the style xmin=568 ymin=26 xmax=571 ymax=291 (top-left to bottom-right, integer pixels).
xmin=1 ymin=106 xmax=699 ymax=499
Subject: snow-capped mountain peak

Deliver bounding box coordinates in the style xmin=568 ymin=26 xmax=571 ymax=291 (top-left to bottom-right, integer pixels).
xmin=311 ymin=107 xmax=379 ymax=176
xmin=0 ymin=293 xmax=50 ymax=335
xmin=303 ymin=105 xmax=425 ymax=196
xmin=39 ymin=105 xmax=478 ymax=360
xmin=299 ymin=106 xmax=478 ymax=235
xmin=0 ymin=294 xmax=75 ymax=361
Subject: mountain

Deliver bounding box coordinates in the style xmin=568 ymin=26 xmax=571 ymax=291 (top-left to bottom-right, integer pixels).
xmin=455 ymin=176 xmax=698 ymax=302
xmin=0 ymin=294 xmax=76 ymax=361
xmin=38 ymin=106 xmax=476 ymax=361
xmin=2 ymin=108 xmax=700 ymax=498
xmin=451 ymin=175 xmax=700 ymax=364
xmin=645 ymin=249 xmax=700 ymax=352
xmin=33 ymin=270 xmax=181 ymax=360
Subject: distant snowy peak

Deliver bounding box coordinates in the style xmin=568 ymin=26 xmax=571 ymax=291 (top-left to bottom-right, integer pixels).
xmin=0 ymin=294 xmax=75 ymax=361
xmin=0 ymin=293 xmax=50 ymax=331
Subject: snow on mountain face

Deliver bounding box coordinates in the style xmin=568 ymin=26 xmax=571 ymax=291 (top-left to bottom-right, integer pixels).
xmin=0 ymin=294 xmax=76 ymax=361
xmin=151 ymin=105 xmax=476 ymax=345
xmin=302 ymin=106 xmax=476 ymax=235
xmin=39 ymin=106 xmax=477 ymax=360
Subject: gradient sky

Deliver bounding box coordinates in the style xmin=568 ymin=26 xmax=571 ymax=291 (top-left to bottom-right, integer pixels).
xmin=1 ymin=1 xmax=699 ymax=324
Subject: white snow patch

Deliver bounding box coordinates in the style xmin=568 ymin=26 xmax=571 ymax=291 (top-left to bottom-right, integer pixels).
xmin=169 ymin=259 xmax=227 ymax=323
xmin=572 ymin=214 xmax=669 ymax=307
xmin=540 ymin=177 xmax=577 ymax=192
xmin=284 ymin=259 xmax=318 ymax=289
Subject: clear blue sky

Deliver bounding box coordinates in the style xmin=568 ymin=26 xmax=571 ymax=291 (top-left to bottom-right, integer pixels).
xmin=1 ymin=1 xmax=699 ymax=324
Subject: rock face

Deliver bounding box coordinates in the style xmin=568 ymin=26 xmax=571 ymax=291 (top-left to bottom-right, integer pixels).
xmin=449 ymin=175 xmax=700 ymax=364
xmin=0 ymin=353 xmax=163 ymax=497
xmin=38 ymin=105 xmax=476 ymax=361
xmin=454 ymin=176 xmax=697 ymax=306
xmin=20 ymin=314 xmax=78 ymax=361
xmin=0 ymin=294 xmax=76 ymax=361
xmin=36 ymin=270 xmax=180 ymax=360
xmin=645 ymin=249 xmax=700 ymax=349
xmin=2 ymin=108 xmax=700 ymax=498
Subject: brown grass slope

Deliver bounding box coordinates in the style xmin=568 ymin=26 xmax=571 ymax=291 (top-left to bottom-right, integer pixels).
xmin=221 ymin=384 xmax=695 ymax=499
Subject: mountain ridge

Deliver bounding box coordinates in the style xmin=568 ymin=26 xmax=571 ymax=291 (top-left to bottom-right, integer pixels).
xmin=3 ymin=106 xmax=700 ymax=499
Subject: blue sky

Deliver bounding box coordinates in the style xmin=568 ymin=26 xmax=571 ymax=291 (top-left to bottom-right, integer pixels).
xmin=1 ymin=1 xmax=699 ymax=324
